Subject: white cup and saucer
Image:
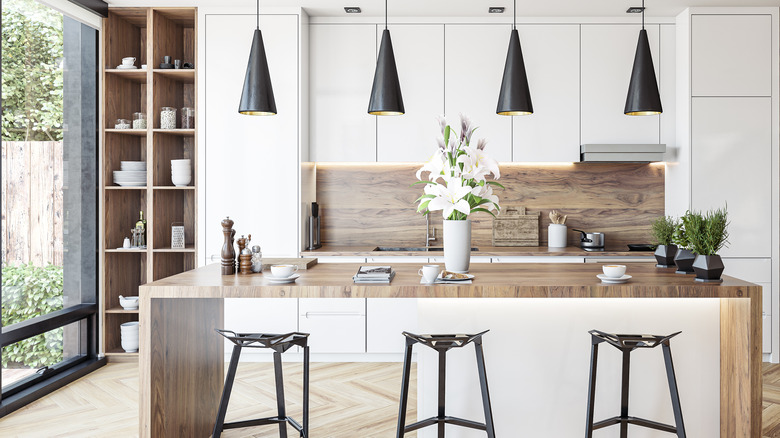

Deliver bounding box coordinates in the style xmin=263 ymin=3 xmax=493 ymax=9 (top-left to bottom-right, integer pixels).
xmin=418 ymin=264 xmax=441 ymax=284
xmin=117 ymin=57 xmax=138 ymax=69
xmin=267 ymin=265 xmax=300 ymax=283
xmin=597 ymin=264 xmax=632 ymax=284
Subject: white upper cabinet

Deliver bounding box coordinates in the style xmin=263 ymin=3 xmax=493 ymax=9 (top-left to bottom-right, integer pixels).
xmin=444 ymin=24 xmax=512 ymax=162
xmin=376 ymin=25 xmax=444 ymax=162
xmin=580 ymin=24 xmax=660 ymax=145
xmin=691 ymin=97 xmax=772 ymax=257
xmin=311 ymin=24 xmax=377 ymax=162
xmin=691 ymin=14 xmax=772 ymax=97
xmin=512 ymin=24 xmax=580 ymax=162
xmin=204 ymin=15 xmax=299 ymax=258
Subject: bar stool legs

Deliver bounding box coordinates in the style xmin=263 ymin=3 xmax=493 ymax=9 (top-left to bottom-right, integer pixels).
xmin=585 ymin=330 xmax=686 ymax=438
xmin=213 ymin=344 xmax=242 ymax=438
xmin=273 ymin=351 xmax=288 ymax=438
xmin=396 ymin=331 xmax=495 ymax=438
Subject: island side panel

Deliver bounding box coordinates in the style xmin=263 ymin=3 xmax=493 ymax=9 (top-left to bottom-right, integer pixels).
xmin=140 ymin=296 xmax=223 ymax=438
xmin=720 ymin=291 xmax=762 ymax=437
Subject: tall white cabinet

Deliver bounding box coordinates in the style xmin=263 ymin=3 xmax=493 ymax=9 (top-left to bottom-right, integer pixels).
xmin=673 ymin=7 xmax=779 ymax=359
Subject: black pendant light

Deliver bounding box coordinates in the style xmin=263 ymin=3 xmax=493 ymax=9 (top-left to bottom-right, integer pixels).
xmin=368 ymin=0 xmax=404 ymax=115
xmin=496 ymin=0 xmax=533 ymax=116
xmin=238 ymin=0 xmax=276 ymax=116
xmin=625 ymin=0 xmax=662 ymax=116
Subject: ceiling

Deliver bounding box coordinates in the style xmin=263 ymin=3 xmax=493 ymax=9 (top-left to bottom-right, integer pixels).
xmin=107 ymin=0 xmax=780 ymax=17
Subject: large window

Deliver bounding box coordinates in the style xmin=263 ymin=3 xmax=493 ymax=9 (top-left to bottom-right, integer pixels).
xmin=1 ymin=0 xmax=104 ymax=415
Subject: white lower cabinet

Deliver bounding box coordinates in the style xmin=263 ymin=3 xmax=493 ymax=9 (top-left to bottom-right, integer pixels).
xmin=366 ymin=299 xmax=419 ymax=354
xmin=224 ymin=298 xmax=299 ymax=355
xmin=299 ymin=298 xmax=366 ymax=353
xmin=428 ymin=256 xmax=492 ymax=264
xmin=366 ymin=256 xmax=429 ymax=264
xmin=584 ymin=257 xmax=654 ymax=263
xmin=315 ymin=256 xmax=366 ymax=264
xmin=492 ymin=256 xmax=584 ymax=264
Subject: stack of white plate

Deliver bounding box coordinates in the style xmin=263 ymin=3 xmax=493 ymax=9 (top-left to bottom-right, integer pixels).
xmin=120 ymin=321 xmax=139 ymax=352
xmin=114 ymin=161 xmax=146 ymax=186
xmin=171 ymin=159 xmax=191 ymax=187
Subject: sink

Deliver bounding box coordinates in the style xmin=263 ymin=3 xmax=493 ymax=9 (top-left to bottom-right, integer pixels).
xmin=373 ymin=247 xmax=479 ymax=252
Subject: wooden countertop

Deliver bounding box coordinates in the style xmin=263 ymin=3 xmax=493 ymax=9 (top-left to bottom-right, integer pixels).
xmin=141 ymin=262 xmax=757 ymax=299
xmin=300 ymin=245 xmax=652 ymax=257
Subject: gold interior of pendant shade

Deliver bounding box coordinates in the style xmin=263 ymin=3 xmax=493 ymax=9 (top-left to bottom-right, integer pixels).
xmin=625 ymin=110 xmax=661 ymax=116
xmin=239 ymin=110 xmax=276 ymax=116
xmin=369 ymin=110 xmax=404 ymax=116
xmin=497 ymin=110 xmax=533 ymax=116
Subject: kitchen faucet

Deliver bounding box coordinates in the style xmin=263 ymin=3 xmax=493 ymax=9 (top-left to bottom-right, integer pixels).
xmin=425 ymin=214 xmax=436 ymax=247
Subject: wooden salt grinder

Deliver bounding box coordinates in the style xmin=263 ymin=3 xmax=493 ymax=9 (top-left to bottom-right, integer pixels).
xmin=238 ymin=253 xmax=253 ymax=275
xmin=221 ymin=217 xmax=236 ymax=275
xmin=236 ymin=234 xmax=250 ymax=255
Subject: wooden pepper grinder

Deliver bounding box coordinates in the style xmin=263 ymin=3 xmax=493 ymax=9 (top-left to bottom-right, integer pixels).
xmin=220 ymin=217 xmax=236 ymax=275
xmin=238 ymin=234 xmax=253 ymax=275
xmin=236 ymin=234 xmax=250 ymax=255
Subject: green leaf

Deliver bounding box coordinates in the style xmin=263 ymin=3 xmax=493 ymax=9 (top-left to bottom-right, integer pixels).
xmin=485 ymin=181 xmax=505 ymax=189
xmin=471 ymin=207 xmax=497 ymax=218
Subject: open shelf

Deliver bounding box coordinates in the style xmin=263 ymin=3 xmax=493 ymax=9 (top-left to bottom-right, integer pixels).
xmin=152 ymin=244 xmax=195 ymax=253
xmin=104 ymin=74 xmax=147 ymax=130
xmin=152 ymin=129 xmax=194 ymax=136
xmin=152 ymin=73 xmax=194 ymax=129
xmin=153 ymin=252 xmax=195 ymax=281
xmin=153 ymin=69 xmax=194 ymax=83
xmin=104 ymin=190 xmax=147 ymax=250
xmin=152 ymin=9 xmax=195 ymax=70
xmin=152 ymin=189 xmax=194 ymax=249
xmin=105 ymin=129 xmax=148 ymax=136
xmin=152 ymin=132 xmax=193 ymax=186
xmin=105 ymin=9 xmax=147 ymax=71
xmin=105 ymin=69 xmax=148 ymax=83
xmin=104 ymin=132 xmax=147 ymax=186
xmin=106 ymin=306 xmax=140 ymax=314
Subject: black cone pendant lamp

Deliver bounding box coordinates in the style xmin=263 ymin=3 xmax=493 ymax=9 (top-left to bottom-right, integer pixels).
xmin=368 ymin=0 xmax=404 ymax=115
xmin=497 ymin=0 xmax=533 ymax=116
xmin=625 ymin=0 xmax=662 ymax=115
xmin=239 ymin=0 xmax=276 ymax=115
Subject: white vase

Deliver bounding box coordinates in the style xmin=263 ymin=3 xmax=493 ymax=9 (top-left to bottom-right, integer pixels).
xmin=444 ymin=219 xmax=471 ymax=273
xmin=548 ymin=224 xmax=568 ymax=248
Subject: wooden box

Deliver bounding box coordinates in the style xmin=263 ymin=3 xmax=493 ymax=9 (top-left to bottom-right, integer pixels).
xmin=492 ymin=206 xmax=540 ymax=247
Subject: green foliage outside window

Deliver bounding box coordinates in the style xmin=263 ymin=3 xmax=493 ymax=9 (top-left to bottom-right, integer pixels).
xmin=2 ymin=0 xmax=64 ymax=141
xmin=1 ymin=264 xmax=64 ymax=368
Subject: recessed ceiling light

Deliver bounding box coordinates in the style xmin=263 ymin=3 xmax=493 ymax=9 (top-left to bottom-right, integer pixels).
xmin=344 ymin=7 xmax=361 ymax=13
xmin=489 ymin=7 xmax=505 ymax=13
xmin=626 ymin=7 xmax=645 ymax=13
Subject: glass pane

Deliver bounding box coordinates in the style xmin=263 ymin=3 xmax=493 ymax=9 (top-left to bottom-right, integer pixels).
xmin=1 ymin=320 xmax=82 ymax=390
xmin=1 ymin=0 xmax=98 ymax=326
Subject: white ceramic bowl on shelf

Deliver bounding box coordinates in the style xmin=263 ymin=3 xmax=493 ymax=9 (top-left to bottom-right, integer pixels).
xmin=119 ymin=295 xmax=139 ymax=310
xmin=120 ymin=321 xmax=140 ymax=352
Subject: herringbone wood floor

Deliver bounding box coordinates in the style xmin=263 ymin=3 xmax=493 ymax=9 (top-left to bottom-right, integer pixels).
xmin=0 ymin=362 xmax=416 ymax=438
xmin=6 ymin=362 xmax=780 ymax=437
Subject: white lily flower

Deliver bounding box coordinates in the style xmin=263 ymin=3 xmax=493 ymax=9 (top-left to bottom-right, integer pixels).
xmin=458 ymin=146 xmax=500 ymax=181
xmin=416 ymin=149 xmax=447 ymax=182
xmin=426 ymin=177 xmax=472 ymax=219
xmin=471 ymin=185 xmax=500 ymax=212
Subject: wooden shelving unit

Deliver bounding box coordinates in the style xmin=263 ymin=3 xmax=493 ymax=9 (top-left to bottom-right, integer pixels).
xmin=100 ymin=7 xmax=197 ymax=360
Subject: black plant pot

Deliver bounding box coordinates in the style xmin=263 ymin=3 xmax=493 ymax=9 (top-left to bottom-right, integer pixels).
xmin=674 ymin=248 xmax=696 ymax=274
xmin=693 ymin=254 xmax=724 ymax=283
xmin=654 ymin=244 xmax=678 ymax=268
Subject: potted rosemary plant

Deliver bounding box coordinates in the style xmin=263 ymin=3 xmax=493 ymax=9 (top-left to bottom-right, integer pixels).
xmin=672 ymin=213 xmax=696 ymax=274
xmin=650 ymin=216 xmax=677 ymax=268
xmin=686 ymin=207 xmax=729 ymax=283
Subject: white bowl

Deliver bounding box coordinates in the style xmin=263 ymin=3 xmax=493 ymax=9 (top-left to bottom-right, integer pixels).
xmin=172 ymin=175 xmax=192 ymax=186
xmin=602 ymin=264 xmax=627 ymax=278
xmin=120 ymin=321 xmax=139 ymax=330
xmin=121 ymin=337 xmax=139 ymax=352
xmin=119 ymin=295 xmax=139 ymax=310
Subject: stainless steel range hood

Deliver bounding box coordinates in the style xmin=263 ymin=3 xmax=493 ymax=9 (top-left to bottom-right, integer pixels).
xmin=580 ymin=144 xmax=666 ymax=162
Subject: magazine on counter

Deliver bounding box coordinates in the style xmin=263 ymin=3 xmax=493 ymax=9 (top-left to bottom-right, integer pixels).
xmin=354 ymin=266 xmax=393 ymax=278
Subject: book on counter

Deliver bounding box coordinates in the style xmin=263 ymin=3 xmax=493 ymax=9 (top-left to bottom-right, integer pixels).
xmin=353 ymin=266 xmax=395 ymax=283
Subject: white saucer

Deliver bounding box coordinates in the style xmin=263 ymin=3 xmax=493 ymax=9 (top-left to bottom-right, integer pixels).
xmin=267 ymin=273 xmax=300 ymax=283
xmin=597 ymin=274 xmax=632 ymax=284
xmin=116 ymin=65 xmax=138 ymax=69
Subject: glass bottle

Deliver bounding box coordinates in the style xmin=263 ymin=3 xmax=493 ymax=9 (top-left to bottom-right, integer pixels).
xmin=135 ymin=211 xmax=146 ymax=243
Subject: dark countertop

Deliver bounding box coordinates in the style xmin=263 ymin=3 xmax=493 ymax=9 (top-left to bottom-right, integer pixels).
xmin=301 ymin=245 xmax=654 ymax=257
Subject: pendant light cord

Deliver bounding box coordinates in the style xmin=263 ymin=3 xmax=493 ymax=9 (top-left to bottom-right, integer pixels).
xmin=256 ymin=0 xmax=259 ymax=30
xmin=385 ymin=0 xmax=388 ymax=30
xmin=641 ymin=0 xmax=645 ymax=30
xmin=513 ymin=0 xmax=516 ymax=29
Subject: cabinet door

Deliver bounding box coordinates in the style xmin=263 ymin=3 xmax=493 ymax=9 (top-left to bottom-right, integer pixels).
xmin=366 ymin=298 xmax=418 ymax=353
xmin=580 ymin=25 xmax=660 ymax=144
xmin=224 ymin=298 xmax=299 ymax=355
xmin=444 ymin=25 xmax=512 ymax=162
xmin=492 ymin=256 xmax=584 ymax=263
xmin=691 ymin=14 xmax=772 ymax=97
xmin=512 ymin=25 xmax=579 ymax=162
xmin=691 ymin=97 xmax=772 ymax=257
xmin=204 ymin=15 xmax=299 ymax=258
xmin=366 ymin=256 xmax=429 ymax=264
xmin=311 ymin=24 xmax=377 ymax=162
xmin=299 ymin=298 xmax=366 ymax=353
xmin=377 ymin=25 xmax=444 ymax=162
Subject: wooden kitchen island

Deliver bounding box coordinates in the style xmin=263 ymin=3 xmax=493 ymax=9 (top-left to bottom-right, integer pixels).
xmin=138 ymin=262 xmax=761 ymax=437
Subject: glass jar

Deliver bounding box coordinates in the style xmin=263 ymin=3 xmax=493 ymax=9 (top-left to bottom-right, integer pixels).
xmin=160 ymin=107 xmax=176 ymax=129
xmin=115 ymin=118 xmax=130 ymax=129
xmin=181 ymin=107 xmax=195 ymax=129
xmin=132 ymin=112 xmax=147 ymax=129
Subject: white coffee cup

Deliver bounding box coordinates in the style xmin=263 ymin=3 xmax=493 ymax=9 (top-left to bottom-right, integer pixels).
xmin=122 ymin=57 xmax=136 ymax=66
xmin=418 ymin=264 xmax=441 ymax=283
xmin=271 ymin=264 xmax=298 ymax=278
xmin=602 ymin=264 xmax=627 ymax=278
xmin=140 ymin=64 xmax=147 ymax=70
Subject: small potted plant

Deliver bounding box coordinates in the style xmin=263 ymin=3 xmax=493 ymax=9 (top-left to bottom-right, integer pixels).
xmin=672 ymin=213 xmax=696 ymax=274
xmin=687 ymin=207 xmax=729 ymax=283
xmin=650 ymin=216 xmax=677 ymax=268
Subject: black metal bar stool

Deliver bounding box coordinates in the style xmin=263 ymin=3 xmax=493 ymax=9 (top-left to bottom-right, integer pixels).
xmin=396 ymin=330 xmax=495 ymax=438
xmin=212 ymin=330 xmax=310 ymax=438
xmin=585 ymin=329 xmax=686 ymax=438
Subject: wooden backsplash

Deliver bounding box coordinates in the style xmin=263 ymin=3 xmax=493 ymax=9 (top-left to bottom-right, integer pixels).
xmin=315 ymin=163 xmax=664 ymax=249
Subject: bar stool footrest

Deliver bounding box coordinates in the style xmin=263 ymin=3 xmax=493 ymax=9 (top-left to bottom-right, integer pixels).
xmin=223 ymin=415 xmax=307 ymax=435
xmin=593 ymin=415 xmax=677 ymax=434
xmin=404 ymin=415 xmax=487 ymax=433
